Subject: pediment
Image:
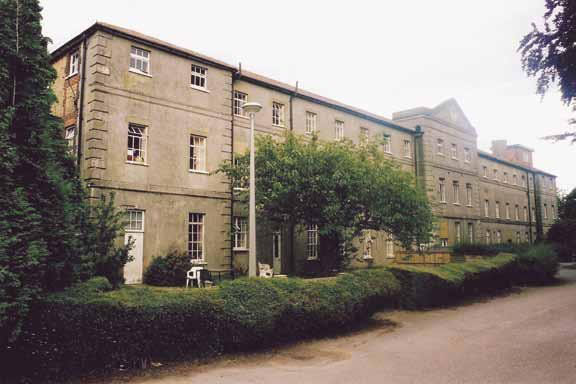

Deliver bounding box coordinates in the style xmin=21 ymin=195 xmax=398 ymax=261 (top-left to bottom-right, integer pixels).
xmin=431 ymin=99 xmax=476 ymax=134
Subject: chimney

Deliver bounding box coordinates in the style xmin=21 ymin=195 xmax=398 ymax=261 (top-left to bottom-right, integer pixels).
xmin=491 ymin=140 xmax=507 ymax=157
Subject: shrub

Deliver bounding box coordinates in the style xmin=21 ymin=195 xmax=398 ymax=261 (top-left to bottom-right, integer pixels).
xmin=514 ymin=243 xmax=558 ymax=285
xmin=143 ymin=248 xmax=191 ymax=286
xmin=452 ymin=242 xmax=530 ymax=256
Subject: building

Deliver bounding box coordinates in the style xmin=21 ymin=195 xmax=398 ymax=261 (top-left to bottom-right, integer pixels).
xmin=50 ymin=23 xmax=557 ymax=282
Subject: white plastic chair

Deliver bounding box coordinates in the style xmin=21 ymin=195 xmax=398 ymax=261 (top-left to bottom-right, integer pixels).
xmin=186 ymin=266 xmax=205 ymax=288
xmin=258 ymin=262 xmax=273 ymax=278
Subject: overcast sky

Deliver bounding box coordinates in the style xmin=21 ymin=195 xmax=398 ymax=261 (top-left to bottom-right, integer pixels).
xmin=40 ymin=0 xmax=574 ymax=193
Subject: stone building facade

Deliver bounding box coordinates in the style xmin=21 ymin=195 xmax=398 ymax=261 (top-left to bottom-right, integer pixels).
xmin=50 ymin=23 xmax=557 ymax=282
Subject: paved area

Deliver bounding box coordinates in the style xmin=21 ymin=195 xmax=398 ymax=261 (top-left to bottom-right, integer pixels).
xmin=88 ymin=267 xmax=576 ymax=384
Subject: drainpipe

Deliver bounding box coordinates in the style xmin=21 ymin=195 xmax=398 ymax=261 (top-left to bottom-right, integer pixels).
xmin=287 ymin=82 xmax=298 ymax=274
xmin=76 ymin=34 xmax=88 ymax=169
xmin=230 ymin=68 xmax=238 ymax=276
xmin=413 ymin=125 xmax=425 ymax=191
xmin=533 ymin=172 xmax=544 ymax=242
xmin=525 ymin=169 xmax=533 ymax=244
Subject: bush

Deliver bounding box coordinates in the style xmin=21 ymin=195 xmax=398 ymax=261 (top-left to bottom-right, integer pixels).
xmin=514 ymin=243 xmax=558 ymax=285
xmin=143 ymin=248 xmax=191 ymax=286
xmin=452 ymin=242 xmax=530 ymax=256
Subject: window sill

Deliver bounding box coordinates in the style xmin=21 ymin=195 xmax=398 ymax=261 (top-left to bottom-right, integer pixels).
xmin=440 ymin=201 xmax=447 ymax=204
xmin=189 ymin=170 xmax=209 ymax=175
xmin=466 ymin=204 xmax=473 ymax=207
xmin=453 ymin=203 xmax=461 ymax=206
xmin=129 ymin=68 xmax=153 ymax=78
xmin=403 ymin=156 xmax=412 ymax=159
xmin=191 ymin=260 xmax=207 ymax=265
xmin=190 ymin=85 xmax=210 ymax=93
xmin=362 ymin=255 xmax=374 ymax=260
xmin=233 ymin=247 xmax=248 ymax=252
xmin=273 ymin=124 xmax=286 ymax=128
xmin=65 ymin=72 xmax=78 ymax=80
xmin=233 ymin=187 xmax=248 ymax=192
xmin=306 ymin=257 xmax=319 ymax=261
xmin=384 ymin=150 xmax=392 ymax=155
xmin=126 ymin=161 xmax=149 ymax=166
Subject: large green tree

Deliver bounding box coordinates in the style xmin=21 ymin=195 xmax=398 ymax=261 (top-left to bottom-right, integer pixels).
xmin=221 ymin=133 xmax=433 ymax=273
xmin=547 ymin=188 xmax=576 ymax=261
xmin=519 ymin=0 xmax=576 ymax=143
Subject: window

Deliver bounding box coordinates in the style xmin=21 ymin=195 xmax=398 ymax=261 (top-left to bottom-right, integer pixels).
xmin=65 ymin=126 xmax=75 ymax=149
xmin=334 ymin=120 xmax=344 ymax=141
xmin=552 ymin=205 xmax=556 ymax=220
xmin=466 ymin=183 xmax=472 ymax=206
xmin=272 ymin=231 xmax=282 ymax=259
xmin=451 ymin=143 xmax=457 ymax=159
xmin=437 ymin=139 xmax=444 ymax=155
xmin=495 ymin=201 xmax=500 ymax=218
xmin=130 ymin=46 xmax=150 ymax=74
xmin=440 ymin=239 xmax=448 ymax=247
xmin=439 ymin=178 xmax=446 ymax=203
xmin=362 ymin=230 xmax=373 ymax=259
xmin=306 ymin=224 xmax=319 ymax=260
xmin=544 ymin=203 xmax=548 ymax=219
xmin=464 ymin=148 xmax=471 ymax=163
xmin=496 ymin=230 xmax=502 ymax=243
xmin=360 ymin=127 xmax=369 ymax=143
xmin=125 ymin=210 xmax=144 ymax=231
xmin=189 ymin=135 xmax=207 ymax=172
xmin=453 ymin=181 xmax=460 ymax=204
xmin=190 ymin=64 xmax=207 ymax=90
xmin=521 ymin=175 xmax=526 ymax=187
xmin=455 ymin=222 xmax=461 ymax=243
xmin=493 ymin=169 xmax=498 ymax=180
xmin=305 ymin=111 xmax=317 ymax=135
xmin=234 ymin=91 xmax=248 ymax=117
xmin=188 ymin=213 xmax=205 ymax=261
xmin=503 ymin=172 xmax=508 ymax=184
xmin=127 ymin=124 xmax=147 ymax=163
xmin=69 ymin=51 xmax=79 ymax=76
xmin=483 ymin=166 xmax=488 ymax=178
xmin=485 ymin=230 xmax=491 ymax=245
xmin=516 ymin=232 xmax=521 ymax=244
xmin=233 ymin=217 xmax=248 ymax=249
xmin=403 ymin=140 xmax=412 ymax=158
xmin=532 ymin=207 xmax=535 ymax=222
xmin=524 ymin=206 xmax=528 ymax=221
xmin=467 ymin=223 xmax=474 ymax=243
xmin=514 ymin=205 xmax=519 ymax=220
xmin=272 ymin=102 xmax=285 ymax=127
xmin=505 ymin=203 xmax=510 ymax=219
xmin=513 ymin=174 xmax=518 ymax=185
xmin=484 ymin=200 xmax=490 ymax=217
xmin=382 ymin=134 xmax=392 ymax=153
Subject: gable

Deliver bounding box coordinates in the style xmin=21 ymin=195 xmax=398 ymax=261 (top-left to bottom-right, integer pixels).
xmin=430 ymin=99 xmax=476 ymax=135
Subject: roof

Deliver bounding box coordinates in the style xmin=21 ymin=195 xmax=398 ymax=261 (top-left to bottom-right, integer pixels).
xmin=50 ymin=22 xmax=413 ymax=134
xmin=477 ymin=150 xmax=555 ymax=177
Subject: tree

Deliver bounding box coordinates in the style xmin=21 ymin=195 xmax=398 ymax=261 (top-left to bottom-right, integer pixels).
xmin=547 ymin=188 xmax=576 ymax=261
xmin=519 ymin=0 xmax=576 ymax=143
xmin=220 ymin=133 xmax=433 ymax=273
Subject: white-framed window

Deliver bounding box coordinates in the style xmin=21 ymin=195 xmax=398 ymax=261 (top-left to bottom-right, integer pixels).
xmin=306 ymin=224 xmax=319 ymax=260
xmin=440 ymin=238 xmax=449 ymax=247
xmin=544 ymin=203 xmax=548 ymax=219
xmin=233 ymin=217 xmax=248 ymax=250
xmin=493 ymin=169 xmax=498 ymax=181
xmin=495 ymin=201 xmax=500 ymax=218
xmin=451 ymin=143 xmax=457 ymax=159
xmin=496 ymin=230 xmax=502 ymax=243
xmin=532 ymin=207 xmax=536 ymax=222
xmin=233 ymin=91 xmax=248 ymax=117
xmin=360 ymin=127 xmax=369 ymax=143
xmin=272 ymin=231 xmax=282 ymax=259
xmin=190 ymin=64 xmax=207 ymax=90
xmin=189 ymin=135 xmax=207 ymax=172
xmin=65 ymin=126 xmax=76 ymax=149
xmin=483 ymin=166 xmax=488 ymax=178
xmin=524 ymin=206 xmax=528 ymax=221
xmin=130 ymin=46 xmax=150 ymax=75
xmin=485 ymin=230 xmax=491 ymax=245
xmin=503 ymin=172 xmax=508 ymax=184
xmin=334 ymin=120 xmax=344 ymax=141
xmin=305 ymin=111 xmax=317 ymax=135
xmin=403 ymin=139 xmax=412 ymax=158
xmin=466 ymin=183 xmax=472 ymax=206
xmin=382 ymin=134 xmax=392 ymax=153
xmin=513 ymin=174 xmax=518 ymax=185
xmin=68 ymin=51 xmax=79 ymax=77
xmin=515 ymin=205 xmax=519 ymax=220
xmin=437 ymin=139 xmax=444 ymax=155
xmin=453 ymin=181 xmax=460 ymax=204
xmin=439 ymin=178 xmax=446 ymax=203
xmin=552 ymin=205 xmax=556 ymax=220
xmin=125 ymin=209 xmax=144 ymax=232
xmin=272 ymin=102 xmax=285 ymax=127
xmin=455 ymin=222 xmax=461 ymax=243
xmin=127 ymin=124 xmax=147 ymax=163
xmin=362 ymin=230 xmax=373 ymax=259
xmin=467 ymin=223 xmax=474 ymax=243
xmin=188 ymin=213 xmax=205 ymax=261
xmin=522 ymin=175 xmax=526 ymax=187
xmin=484 ymin=200 xmax=490 ymax=217
xmin=505 ymin=203 xmax=510 ymax=219
xmin=464 ymin=148 xmax=471 ymax=163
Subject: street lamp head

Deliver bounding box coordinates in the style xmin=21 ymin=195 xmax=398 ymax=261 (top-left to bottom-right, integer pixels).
xmin=242 ymin=102 xmax=262 ymax=114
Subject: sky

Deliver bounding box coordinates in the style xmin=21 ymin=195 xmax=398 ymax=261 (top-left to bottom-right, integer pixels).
xmin=39 ymin=0 xmax=575 ymax=193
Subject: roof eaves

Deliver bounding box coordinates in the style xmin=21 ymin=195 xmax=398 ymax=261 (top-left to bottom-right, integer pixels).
xmin=478 ymin=150 xmax=556 ymax=177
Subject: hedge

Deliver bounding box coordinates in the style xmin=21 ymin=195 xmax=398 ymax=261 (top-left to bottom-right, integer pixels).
xmin=0 ymin=251 xmax=556 ymax=382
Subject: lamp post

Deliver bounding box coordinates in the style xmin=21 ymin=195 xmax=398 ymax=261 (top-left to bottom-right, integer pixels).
xmin=242 ymin=102 xmax=262 ymax=277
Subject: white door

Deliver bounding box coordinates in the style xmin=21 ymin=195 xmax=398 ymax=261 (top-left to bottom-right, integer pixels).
xmin=124 ymin=210 xmax=144 ymax=284
xmin=272 ymin=231 xmax=282 ymax=273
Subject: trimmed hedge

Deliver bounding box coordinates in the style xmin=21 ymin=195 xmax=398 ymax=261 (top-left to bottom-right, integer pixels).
xmin=514 ymin=243 xmax=558 ymax=285
xmin=0 ymin=252 xmax=554 ymax=382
